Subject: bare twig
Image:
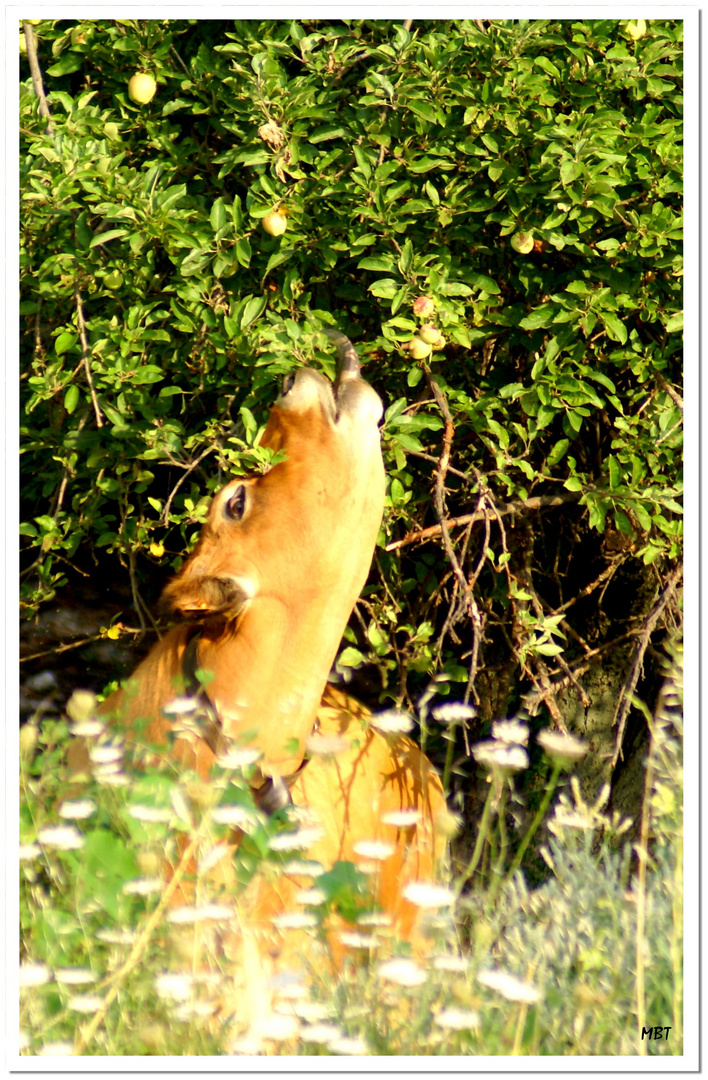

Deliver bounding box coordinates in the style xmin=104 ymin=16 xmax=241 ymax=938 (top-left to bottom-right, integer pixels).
xmin=611 ymin=562 xmax=683 ymax=766
xmin=22 ymin=22 xmax=53 ymax=134
xmin=385 ymin=492 xmax=582 ymax=552
xmin=74 ymin=286 xmax=103 ymax=428
xmin=160 ymin=445 xmax=217 ymax=525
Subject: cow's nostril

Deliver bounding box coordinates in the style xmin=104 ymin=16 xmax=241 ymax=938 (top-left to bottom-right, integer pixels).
xmin=224 ymin=484 xmax=247 ymax=521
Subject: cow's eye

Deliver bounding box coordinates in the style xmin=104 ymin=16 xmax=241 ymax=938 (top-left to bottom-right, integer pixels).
xmin=224 ymin=484 xmax=247 ymax=521
xmin=281 ymin=373 xmax=296 ymax=397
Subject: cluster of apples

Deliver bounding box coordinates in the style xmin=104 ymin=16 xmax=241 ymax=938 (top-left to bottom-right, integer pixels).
xmin=406 ymin=295 xmax=446 ymax=360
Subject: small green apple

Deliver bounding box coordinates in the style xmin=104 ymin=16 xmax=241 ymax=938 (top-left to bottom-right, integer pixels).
xmin=510 ymin=232 xmax=534 ymax=255
xmin=407 ymin=336 xmax=433 ymax=360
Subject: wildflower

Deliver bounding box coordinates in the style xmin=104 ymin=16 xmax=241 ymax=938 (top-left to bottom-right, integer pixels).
xmin=352 ymin=839 xmax=396 ymax=860
xmin=211 ymin=805 xmax=262 ymax=829
xmin=330 ymin=1034 xmax=370 ymax=1055
xmin=370 ymin=709 xmax=414 ymax=735
xmin=492 ymin=719 xmax=529 ymax=745
xmin=338 ymin=931 xmax=378 ymax=948
xmin=472 ymin=740 xmax=528 ymax=775
xmin=69 ymin=719 xmax=105 ymax=737
xmin=163 ymin=696 xmax=200 ymax=715
xmin=435 ymin=1007 xmax=481 ymax=1030
xmin=19 ymin=843 xmax=41 ymax=861
xmin=155 ymin=973 xmax=194 ymax=1002
xmin=197 ymin=843 xmax=232 ymax=875
xmin=217 ymin=747 xmax=262 ymax=770
xmin=478 ymin=968 xmax=541 ymax=1004
xmin=128 ymin=804 xmax=172 ymax=823
xmin=537 ymin=730 xmax=587 ymax=766
xmin=269 ymin=825 xmax=325 ymax=851
xmin=432 ymin=703 xmax=477 ymax=724
xmin=302 ymin=1022 xmax=343 ymax=1045
xmin=357 ymin=911 xmax=393 ymax=927
xmin=282 ymin=858 xmax=325 ymax=877
xmin=295 ymin=887 xmax=327 ymax=906
xmin=380 ymin=808 xmax=421 ymax=827
xmin=291 ymin=1001 xmax=335 ymax=1023
xmin=403 ymin=881 xmax=456 ymax=909
xmin=19 ymin=963 xmax=51 ymax=988
xmin=305 ymin=731 xmax=349 ymax=757
xmin=167 ymin=904 xmax=234 ymax=924
xmin=67 ymin=994 xmax=104 ymax=1013
xmin=122 ymin=877 xmax=163 ymax=896
xmin=256 ymin=1013 xmax=300 ymax=1041
xmin=37 ymin=1042 xmax=74 ymax=1056
xmin=97 ymin=771 xmax=130 ymax=787
xmin=258 ymin=120 xmax=285 ymax=149
xmin=54 ymin=968 xmax=96 ymax=985
xmin=272 ymin=911 xmax=319 ymax=930
xmin=377 ymin=957 xmax=426 ymax=987
xmin=37 ymin=825 xmax=84 ymax=851
xmin=88 ymin=743 xmax=123 ymax=765
xmin=58 ymin=799 xmax=96 ymax=820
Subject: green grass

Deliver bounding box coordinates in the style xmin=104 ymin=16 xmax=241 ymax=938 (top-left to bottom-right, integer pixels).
xmin=19 ymin=648 xmax=682 ymax=1057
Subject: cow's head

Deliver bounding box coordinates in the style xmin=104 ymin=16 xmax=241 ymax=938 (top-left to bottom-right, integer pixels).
xmin=160 ymin=332 xmax=385 ymax=776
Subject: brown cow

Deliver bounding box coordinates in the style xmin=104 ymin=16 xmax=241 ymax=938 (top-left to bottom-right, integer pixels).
xmin=100 ymin=332 xmax=386 ymax=784
xmin=68 ymin=333 xmax=446 ymax=1027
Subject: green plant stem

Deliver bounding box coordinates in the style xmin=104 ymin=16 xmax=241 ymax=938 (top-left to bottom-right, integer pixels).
xmin=455 ymin=783 xmax=495 ymax=895
xmin=508 ymin=763 xmax=562 ymax=879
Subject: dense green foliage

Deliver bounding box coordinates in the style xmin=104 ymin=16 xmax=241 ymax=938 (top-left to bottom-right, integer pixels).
xmin=21 ymin=20 xmax=682 ymax=690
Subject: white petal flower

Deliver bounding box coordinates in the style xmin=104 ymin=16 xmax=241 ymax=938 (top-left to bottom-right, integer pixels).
xmin=282 ymin=858 xmax=325 ymax=877
xmin=37 ymin=825 xmax=84 ymax=850
xmin=69 ymin=719 xmax=105 ymax=737
xmin=20 ymin=963 xmax=51 ymax=988
xmin=59 ymin=799 xmax=96 ymax=820
xmin=537 ymin=730 xmax=587 ymax=765
xmin=435 ymin=1007 xmax=480 ymax=1030
xmin=97 ymin=772 xmax=130 ymax=788
xmin=269 ymin=826 xmax=325 ymax=851
xmin=211 ymin=805 xmax=261 ymax=829
xmin=256 ymin=1013 xmax=300 ymax=1041
xmin=163 ymin=696 xmax=201 ymax=715
xmin=67 ymin=994 xmax=104 ymax=1013
xmin=155 ymin=973 xmax=194 ymax=1001
xmin=305 ymin=732 xmax=349 ymax=757
xmin=370 ymin=709 xmax=414 ymax=735
xmin=472 ymin=740 xmax=528 ymax=775
xmin=295 ymin=887 xmax=327 ymax=906
xmin=352 ymin=839 xmax=396 ymax=860
xmin=380 ymin=808 xmax=421 ymax=827
xmin=19 ymin=843 xmax=41 ymax=861
xmin=166 ymin=904 xmax=234 ymax=924
xmin=338 ymin=931 xmax=378 ymax=949
xmin=402 ymin=881 xmax=456 ymax=909
xmin=492 ymin=719 xmax=529 ymax=745
xmin=357 ymin=911 xmax=393 ymax=927
xmin=173 ymin=1000 xmax=217 ymax=1021
xmin=122 ymin=877 xmax=163 ymax=896
xmin=272 ymin=911 xmax=319 ymax=930
xmin=216 ymin=747 xmax=262 ymax=770
xmin=96 ymin=928 xmax=135 ymax=945
xmin=478 ymin=968 xmax=541 ymax=1004
xmin=302 ymin=1022 xmax=342 ymax=1044
xmin=432 ymin=703 xmax=477 ymax=724
xmin=37 ymin=1042 xmax=74 ymax=1056
xmin=89 ymin=743 xmax=123 ymax=764
xmin=54 ymin=968 xmax=96 ymax=985
xmin=377 ymin=957 xmax=426 ymax=987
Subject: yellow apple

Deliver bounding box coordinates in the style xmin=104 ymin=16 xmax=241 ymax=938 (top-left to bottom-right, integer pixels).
xmin=262 ymin=210 xmax=287 ymax=237
xmin=128 ymin=72 xmax=157 ymax=105
xmin=510 ymin=232 xmax=534 ymax=255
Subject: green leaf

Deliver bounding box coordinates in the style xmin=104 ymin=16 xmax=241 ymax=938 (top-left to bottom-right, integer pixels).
xmin=64 ymin=384 xmax=79 ymax=414
xmin=55 ymin=332 xmax=77 ymax=356
xmin=665 ymin=311 xmax=683 ymax=333
xmin=601 ymin=313 xmax=628 ymax=343
xmin=210 ymin=197 xmax=228 ymax=233
xmin=338 ymin=647 xmax=365 ymax=668
xmin=240 ymin=295 xmax=267 ymax=330
xmin=89 ymin=229 xmax=128 ymax=248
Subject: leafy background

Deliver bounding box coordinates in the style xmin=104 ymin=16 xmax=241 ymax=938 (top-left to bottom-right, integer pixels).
xmin=21 ymin=15 xmax=682 ymax=832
